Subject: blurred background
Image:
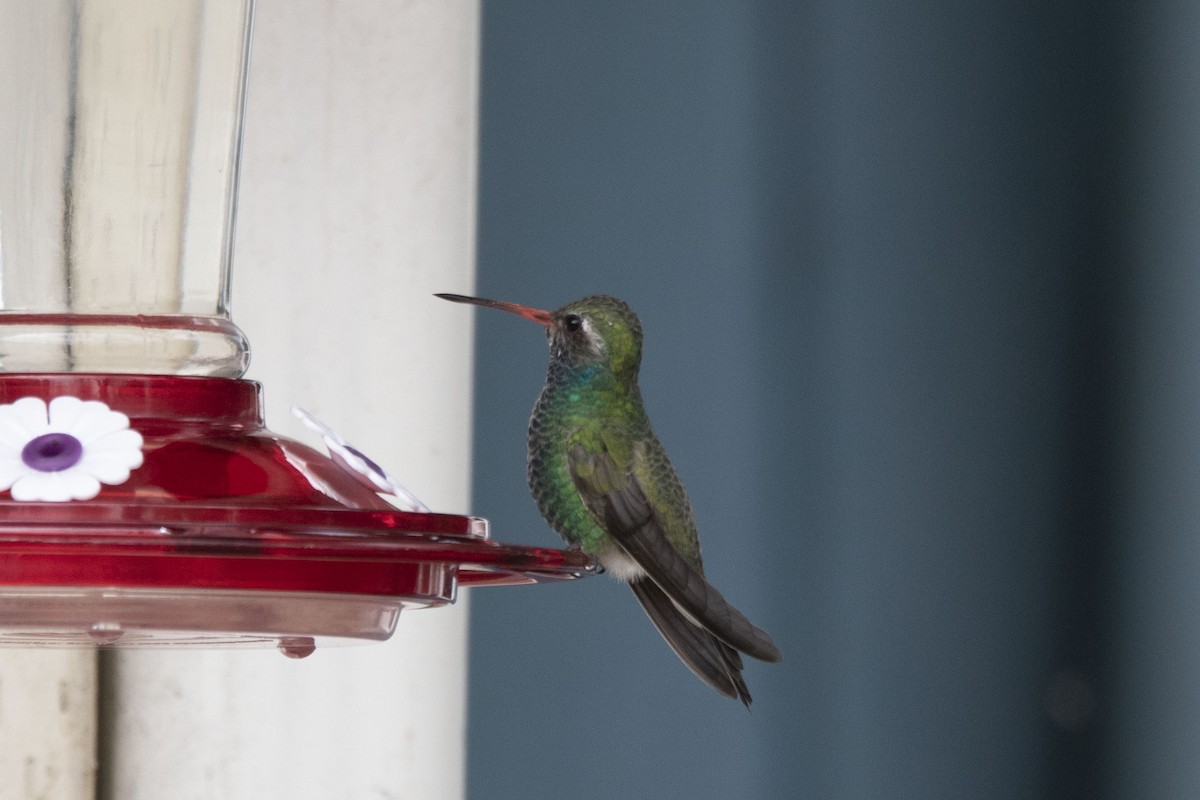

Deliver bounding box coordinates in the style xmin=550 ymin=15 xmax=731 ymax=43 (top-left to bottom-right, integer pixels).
xmin=464 ymin=1 xmax=1200 ymax=798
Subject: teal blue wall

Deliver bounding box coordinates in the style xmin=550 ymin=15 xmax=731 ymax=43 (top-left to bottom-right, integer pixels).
xmin=464 ymin=2 xmax=1189 ymax=798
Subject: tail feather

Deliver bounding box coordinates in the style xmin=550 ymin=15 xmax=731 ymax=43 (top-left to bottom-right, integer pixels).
xmin=609 ymin=507 xmax=782 ymax=663
xmin=631 ymin=577 xmax=752 ymax=707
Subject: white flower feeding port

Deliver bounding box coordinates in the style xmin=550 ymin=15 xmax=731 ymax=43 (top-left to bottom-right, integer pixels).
xmin=293 ymin=406 xmax=432 ymax=513
xmin=0 ymin=0 xmax=590 ymax=653
xmin=0 ymin=396 xmax=144 ymax=502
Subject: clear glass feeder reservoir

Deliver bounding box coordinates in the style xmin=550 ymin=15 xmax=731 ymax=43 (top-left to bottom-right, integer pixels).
xmin=0 ymin=0 xmax=588 ymax=653
xmin=0 ymin=0 xmax=251 ymax=376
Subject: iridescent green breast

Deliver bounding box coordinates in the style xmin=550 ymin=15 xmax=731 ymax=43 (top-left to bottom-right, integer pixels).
xmin=525 ymin=362 xmax=702 ymax=567
xmin=526 ymin=366 xmax=620 ymax=555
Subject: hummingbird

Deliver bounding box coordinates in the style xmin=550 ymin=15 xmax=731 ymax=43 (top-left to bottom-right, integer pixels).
xmin=437 ymin=292 xmax=782 ymax=706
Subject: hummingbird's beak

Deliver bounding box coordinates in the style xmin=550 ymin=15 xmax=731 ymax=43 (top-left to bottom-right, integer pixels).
xmin=435 ymin=293 xmax=554 ymax=327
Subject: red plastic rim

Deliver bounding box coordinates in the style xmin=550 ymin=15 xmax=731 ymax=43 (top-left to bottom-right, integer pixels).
xmin=0 ymin=374 xmax=593 ymax=650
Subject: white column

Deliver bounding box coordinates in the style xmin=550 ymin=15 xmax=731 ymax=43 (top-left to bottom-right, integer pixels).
xmin=101 ymin=1 xmax=479 ymax=797
xmin=0 ymin=651 xmax=96 ymax=799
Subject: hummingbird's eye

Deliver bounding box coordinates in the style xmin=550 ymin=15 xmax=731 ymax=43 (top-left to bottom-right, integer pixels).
xmin=563 ymin=314 xmax=583 ymax=333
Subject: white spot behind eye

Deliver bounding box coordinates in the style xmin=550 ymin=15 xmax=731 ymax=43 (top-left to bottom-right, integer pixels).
xmin=581 ymin=317 xmax=606 ymax=356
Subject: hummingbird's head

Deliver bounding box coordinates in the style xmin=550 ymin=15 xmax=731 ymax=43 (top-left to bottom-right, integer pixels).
xmin=435 ymin=293 xmax=644 ymax=383
xmin=550 ymin=295 xmax=643 ymax=380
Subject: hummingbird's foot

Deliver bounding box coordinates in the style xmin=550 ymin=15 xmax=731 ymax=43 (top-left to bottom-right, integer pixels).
xmin=565 ymin=542 xmax=604 ymax=574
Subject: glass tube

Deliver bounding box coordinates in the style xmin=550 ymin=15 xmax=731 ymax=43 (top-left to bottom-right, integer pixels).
xmin=0 ymin=0 xmax=253 ymax=376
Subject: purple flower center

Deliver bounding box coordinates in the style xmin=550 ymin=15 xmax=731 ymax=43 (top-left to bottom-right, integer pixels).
xmin=345 ymin=445 xmax=386 ymax=479
xmin=22 ymin=433 xmax=84 ymax=473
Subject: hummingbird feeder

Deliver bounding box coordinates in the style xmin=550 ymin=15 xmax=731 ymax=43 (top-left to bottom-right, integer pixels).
xmin=0 ymin=0 xmax=589 ymax=655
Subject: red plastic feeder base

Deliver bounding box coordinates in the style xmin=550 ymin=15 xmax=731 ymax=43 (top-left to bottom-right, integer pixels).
xmin=0 ymin=374 xmax=592 ymax=655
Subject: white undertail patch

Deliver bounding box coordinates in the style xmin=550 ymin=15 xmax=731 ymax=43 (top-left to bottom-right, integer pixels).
xmin=597 ymin=548 xmax=646 ymax=582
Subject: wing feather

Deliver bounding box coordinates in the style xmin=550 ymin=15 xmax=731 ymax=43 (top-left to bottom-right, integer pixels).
xmin=568 ymin=442 xmax=782 ymax=663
